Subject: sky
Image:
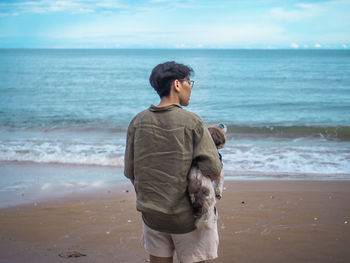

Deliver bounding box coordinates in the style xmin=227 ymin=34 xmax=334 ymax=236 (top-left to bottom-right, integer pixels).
xmin=0 ymin=0 xmax=349 ymax=49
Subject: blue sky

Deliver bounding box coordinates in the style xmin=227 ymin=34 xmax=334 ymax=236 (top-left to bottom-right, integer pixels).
xmin=0 ymin=0 xmax=349 ymax=49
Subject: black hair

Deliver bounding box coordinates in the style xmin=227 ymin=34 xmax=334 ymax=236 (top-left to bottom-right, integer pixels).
xmin=149 ymin=61 xmax=194 ymax=98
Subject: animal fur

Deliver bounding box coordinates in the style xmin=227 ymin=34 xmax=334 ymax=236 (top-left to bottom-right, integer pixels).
xmin=188 ymin=166 xmax=224 ymax=229
xmin=188 ymin=123 xmax=226 ymax=229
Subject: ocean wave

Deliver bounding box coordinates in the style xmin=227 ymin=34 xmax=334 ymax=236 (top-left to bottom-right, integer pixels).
xmin=0 ymin=122 xmax=127 ymax=134
xmin=0 ymin=140 xmax=125 ymax=167
xmin=1 ymin=137 xmax=349 ymax=178
xmin=221 ymin=142 xmax=350 ymax=176
xmin=2 ymin=124 xmax=349 ymax=141
xmin=225 ymin=125 xmax=350 ymax=141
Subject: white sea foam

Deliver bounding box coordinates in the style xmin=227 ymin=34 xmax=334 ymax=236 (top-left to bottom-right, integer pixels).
xmin=0 ymin=136 xmax=349 ymax=179
xmin=0 ymin=139 xmax=125 ymax=167
xmin=221 ymin=140 xmax=350 ymax=178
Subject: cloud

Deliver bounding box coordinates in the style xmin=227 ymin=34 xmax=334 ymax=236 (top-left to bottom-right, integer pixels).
xmin=192 ymin=24 xmax=286 ymax=46
xmin=1 ymin=0 xmax=349 ymax=48
xmin=315 ymin=43 xmax=322 ymax=48
xmin=20 ymin=1 xmax=79 ymax=13
xmin=175 ymin=43 xmax=185 ymax=48
xmin=268 ymin=3 xmax=323 ymax=22
xmin=48 ymin=19 xmax=287 ymax=49
xmin=342 ymin=44 xmax=347 ymax=48
xmin=0 ymin=0 xmax=127 ymax=15
xmin=150 ymin=0 xmax=172 ymax=2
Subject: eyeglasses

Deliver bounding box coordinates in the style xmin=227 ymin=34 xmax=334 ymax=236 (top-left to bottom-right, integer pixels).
xmin=181 ymin=79 xmax=195 ymax=88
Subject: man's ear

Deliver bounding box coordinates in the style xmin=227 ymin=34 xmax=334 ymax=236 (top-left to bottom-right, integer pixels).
xmin=173 ymin=79 xmax=181 ymax=93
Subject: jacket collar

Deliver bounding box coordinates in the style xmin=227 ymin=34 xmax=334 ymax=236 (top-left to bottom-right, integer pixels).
xmin=149 ymin=104 xmax=182 ymax=112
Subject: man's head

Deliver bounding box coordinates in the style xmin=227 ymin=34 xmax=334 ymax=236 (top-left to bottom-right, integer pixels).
xmin=149 ymin=61 xmax=194 ymax=105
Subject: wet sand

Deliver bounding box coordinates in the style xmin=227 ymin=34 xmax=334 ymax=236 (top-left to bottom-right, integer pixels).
xmin=0 ymin=180 xmax=349 ymax=263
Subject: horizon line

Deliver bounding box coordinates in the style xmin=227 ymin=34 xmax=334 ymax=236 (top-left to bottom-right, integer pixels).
xmin=1 ymin=47 xmax=349 ymax=50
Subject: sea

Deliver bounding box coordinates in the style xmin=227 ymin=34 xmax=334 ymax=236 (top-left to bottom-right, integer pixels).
xmin=0 ymin=49 xmax=349 ymax=207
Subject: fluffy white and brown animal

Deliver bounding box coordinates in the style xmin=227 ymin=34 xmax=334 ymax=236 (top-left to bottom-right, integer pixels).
xmin=188 ymin=124 xmax=226 ymax=229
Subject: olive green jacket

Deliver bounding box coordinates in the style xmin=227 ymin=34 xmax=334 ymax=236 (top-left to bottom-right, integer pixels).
xmin=124 ymin=104 xmax=222 ymax=233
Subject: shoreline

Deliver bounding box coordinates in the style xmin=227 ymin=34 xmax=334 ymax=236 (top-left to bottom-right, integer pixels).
xmin=1 ymin=161 xmax=349 ymax=209
xmin=1 ymin=180 xmax=349 ymax=263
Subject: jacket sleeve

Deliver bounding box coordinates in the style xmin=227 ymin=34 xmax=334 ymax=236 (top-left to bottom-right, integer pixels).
xmin=192 ymin=121 xmax=222 ymax=177
xmin=124 ymin=121 xmax=135 ymax=180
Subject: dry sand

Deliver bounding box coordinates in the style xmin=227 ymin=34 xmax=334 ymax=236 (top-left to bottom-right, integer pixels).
xmin=0 ymin=180 xmax=349 ymax=263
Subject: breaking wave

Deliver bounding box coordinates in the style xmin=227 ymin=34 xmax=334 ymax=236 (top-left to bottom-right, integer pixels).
xmin=225 ymin=125 xmax=350 ymax=141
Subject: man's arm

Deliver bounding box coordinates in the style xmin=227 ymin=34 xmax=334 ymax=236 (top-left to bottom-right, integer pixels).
xmin=193 ymin=122 xmax=222 ymax=177
xmin=124 ymin=121 xmax=135 ymax=182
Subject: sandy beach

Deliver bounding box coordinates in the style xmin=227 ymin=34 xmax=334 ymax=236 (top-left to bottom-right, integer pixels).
xmin=1 ymin=180 xmax=349 ymax=263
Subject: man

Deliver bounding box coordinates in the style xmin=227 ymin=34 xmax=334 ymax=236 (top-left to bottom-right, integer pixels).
xmin=124 ymin=61 xmax=222 ymax=263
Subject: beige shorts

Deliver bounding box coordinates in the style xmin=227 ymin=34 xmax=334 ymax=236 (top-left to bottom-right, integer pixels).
xmin=141 ymin=215 xmax=219 ymax=263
